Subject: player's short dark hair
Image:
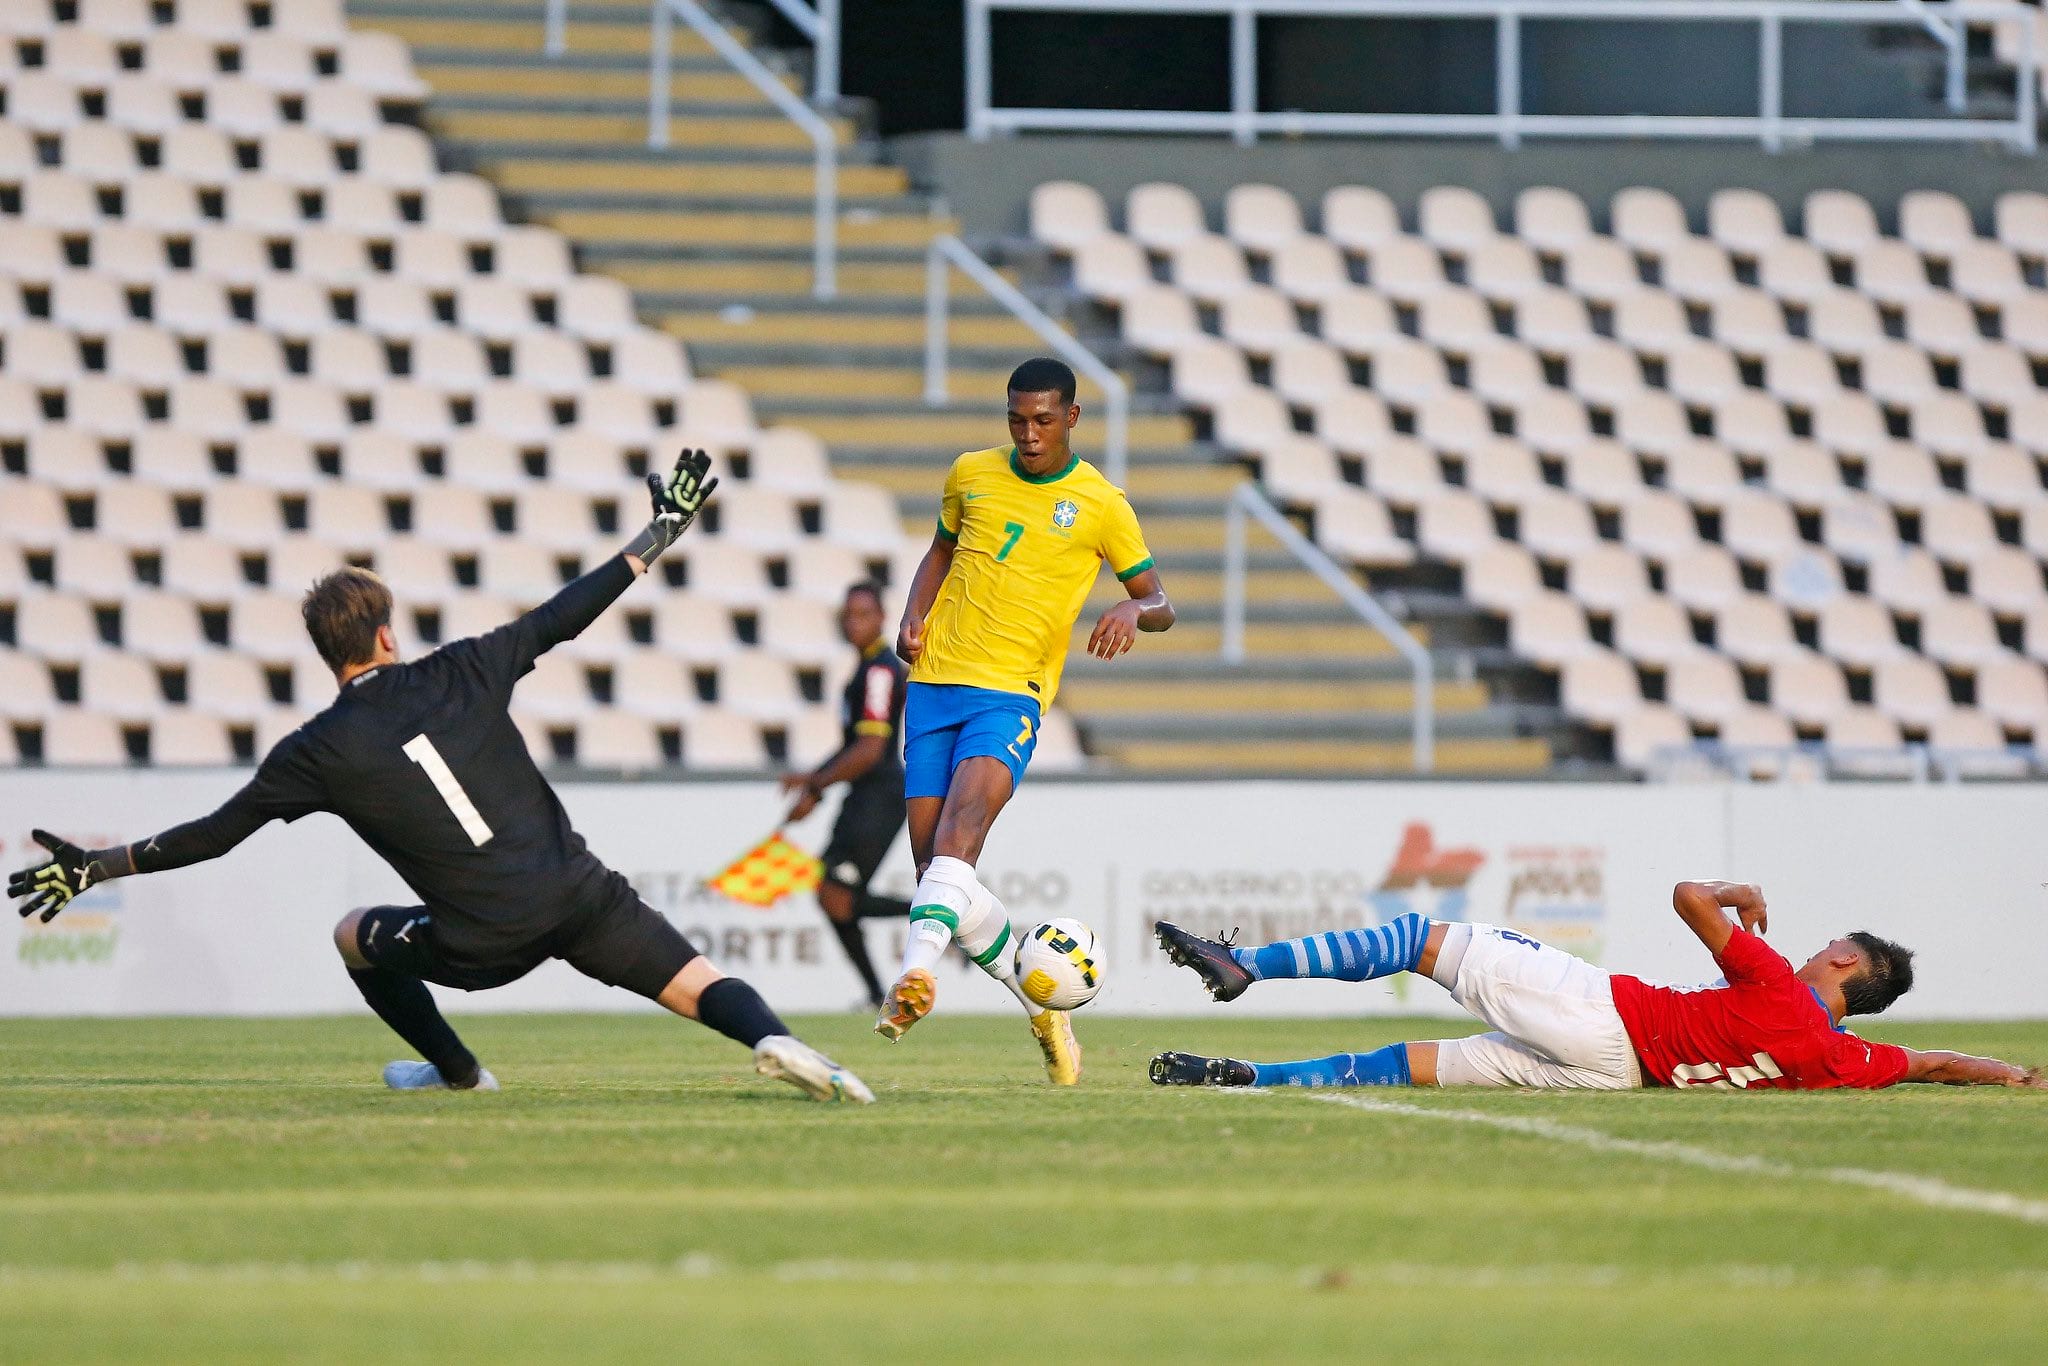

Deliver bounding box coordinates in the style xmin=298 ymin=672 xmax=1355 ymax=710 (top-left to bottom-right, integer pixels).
xmin=844 ymin=580 xmax=884 ymax=609
xmin=1008 ymin=356 xmax=1076 ymax=406
xmin=302 ymin=565 xmax=393 ymax=672
xmin=1841 ymin=931 xmax=1915 ymax=1016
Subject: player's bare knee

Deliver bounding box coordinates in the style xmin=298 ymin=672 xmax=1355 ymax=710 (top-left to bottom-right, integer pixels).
xmin=333 ymin=909 xmax=369 ymax=968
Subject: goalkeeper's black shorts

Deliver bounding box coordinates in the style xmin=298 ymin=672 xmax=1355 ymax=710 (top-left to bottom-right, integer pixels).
xmin=353 ymin=892 xmax=697 ymax=1001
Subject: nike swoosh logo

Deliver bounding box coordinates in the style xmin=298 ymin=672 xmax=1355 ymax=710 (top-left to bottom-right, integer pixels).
xmin=963 ymin=492 xmax=985 ymax=502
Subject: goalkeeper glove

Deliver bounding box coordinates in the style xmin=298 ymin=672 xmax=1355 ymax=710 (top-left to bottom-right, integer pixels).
xmin=7 ymin=830 xmax=127 ymax=924
xmin=626 ymin=448 xmax=718 ymax=565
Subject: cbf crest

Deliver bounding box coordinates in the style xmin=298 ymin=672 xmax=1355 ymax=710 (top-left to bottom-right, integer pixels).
xmin=1051 ymin=498 xmax=1079 ymax=536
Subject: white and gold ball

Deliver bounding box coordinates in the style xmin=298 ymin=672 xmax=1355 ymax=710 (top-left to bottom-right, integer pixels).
xmin=1014 ymin=918 xmax=1104 ymax=1010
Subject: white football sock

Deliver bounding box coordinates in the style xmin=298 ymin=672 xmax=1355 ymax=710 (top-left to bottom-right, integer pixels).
xmin=954 ymin=874 xmax=1036 ymax=1013
xmin=900 ymin=856 xmax=975 ymax=977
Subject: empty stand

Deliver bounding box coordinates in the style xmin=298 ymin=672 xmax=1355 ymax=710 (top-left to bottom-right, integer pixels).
xmin=1038 ymin=176 xmax=2048 ymax=776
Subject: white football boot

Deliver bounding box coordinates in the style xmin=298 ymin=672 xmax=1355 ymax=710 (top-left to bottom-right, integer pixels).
xmin=382 ymin=1060 xmax=500 ymax=1092
xmin=753 ymin=1035 xmax=875 ymax=1104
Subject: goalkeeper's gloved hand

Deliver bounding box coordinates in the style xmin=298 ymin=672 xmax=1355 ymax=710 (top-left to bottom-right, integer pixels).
xmin=6 ymin=830 xmax=115 ymax=924
xmin=627 ymin=448 xmax=719 ymax=565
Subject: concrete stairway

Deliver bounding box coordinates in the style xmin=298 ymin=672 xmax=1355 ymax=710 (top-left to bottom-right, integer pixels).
xmin=346 ymin=0 xmax=1563 ymax=775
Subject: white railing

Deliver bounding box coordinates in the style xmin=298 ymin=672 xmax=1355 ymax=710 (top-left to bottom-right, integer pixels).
xmin=1222 ymin=484 xmax=1436 ymax=774
xmin=1897 ymin=0 xmax=1969 ymax=111
xmin=967 ymin=0 xmax=2037 ymax=152
xmin=922 ymin=234 xmax=1130 ymax=486
xmin=544 ymin=0 xmax=840 ymax=104
xmin=649 ymin=0 xmax=838 ymax=298
xmin=1646 ymin=743 xmax=2040 ymax=783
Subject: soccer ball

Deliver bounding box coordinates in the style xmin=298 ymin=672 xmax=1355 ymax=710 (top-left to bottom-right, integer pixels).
xmin=1015 ymin=918 xmax=1104 ymax=1010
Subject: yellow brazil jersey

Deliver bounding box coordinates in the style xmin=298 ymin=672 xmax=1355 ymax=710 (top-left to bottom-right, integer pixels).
xmin=911 ymin=446 xmax=1154 ymax=710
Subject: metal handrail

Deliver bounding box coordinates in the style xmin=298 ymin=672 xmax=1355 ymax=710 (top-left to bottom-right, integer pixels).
xmin=1222 ymin=484 xmax=1436 ymax=774
xmin=922 ymin=234 xmax=1130 ymax=486
xmin=544 ymin=0 xmax=840 ymax=104
xmin=967 ymin=0 xmax=2037 ymax=152
xmin=545 ymin=0 xmax=567 ymax=56
xmin=1646 ymin=742 xmax=2042 ymax=784
xmin=1897 ymin=0 xmax=1968 ymax=111
xmin=650 ymin=0 xmax=839 ymax=299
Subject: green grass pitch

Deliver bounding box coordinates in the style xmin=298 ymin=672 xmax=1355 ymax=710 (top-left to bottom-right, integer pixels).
xmin=3 ymin=1012 xmax=2046 ymax=1363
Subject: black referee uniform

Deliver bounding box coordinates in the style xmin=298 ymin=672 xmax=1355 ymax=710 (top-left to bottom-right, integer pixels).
xmin=820 ymin=640 xmax=910 ymax=903
xmin=785 ymin=636 xmax=913 ymax=1005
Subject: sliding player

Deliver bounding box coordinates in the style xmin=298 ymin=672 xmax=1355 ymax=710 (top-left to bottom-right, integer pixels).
xmin=8 ymin=453 xmax=873 ymax=1104
xmin=878 ymin=357 xmax=1174 ymax=1083
xmin=1150 ymin=881 xmax=2043 ymax=1092
xmin=780 ymin=580 xmax=912 ymax=1008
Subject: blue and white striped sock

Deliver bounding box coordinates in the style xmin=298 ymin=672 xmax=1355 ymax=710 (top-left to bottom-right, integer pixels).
xmin=1250 ymin=1043 xmax=1412 ymax=1088
xmin=1229 ymin=913 xmax=1432 ymax=983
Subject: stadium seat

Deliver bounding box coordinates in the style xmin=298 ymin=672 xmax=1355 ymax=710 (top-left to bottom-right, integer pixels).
xmin=40 ymin=709 xmax=129 ymax=766
xmin=1611 ymin=187 xmax=1690 ymax=254
xmin=1804 ymin=190 xmax=1882 ymax=258
xmin=1418 ymin=185 xmax=1495 ymax=252
xmin=1311 ymin=487 xmax=1412 ymax=567
xmin=149 ymin=710 xmax=234 ymax=766
xmin=1321 ymin=185 xmax=1401 ymax=253
xmin=1269 ymin=237 xmax=1350 ymax=303
xmin=1714 ymin=595 xmax=1805 ymax=667
xmin=1515 ymin=185 xmax=1592 ymax=253
xmin=1968 ymin=547 xmax=2045 ymax=616
xmin=1127 ymin=182 xmax=1207 ymax=251
xmin=574 ymin=711 xmax=663 ymax=771
xmin=1872 ymin=655 xmax=1954 ymax=729
xmin=1363 ymin=238 xmax=1445 ymax=304
xmin=1509 ymin=591 xmax=1593 ymax=665
xmin=1976 ymin=656 xmax=2048 ymax=730
xmin=1557 ymin=648 xmax=1639 ymax=725
xmin=1707 ymin=189 xmax=1784 ymax=257
xmin=1769 ymin=651 xmax=1852 ymax=728
xmin=1662 ymin=545 xmax=1744 ymax=612
xmin=1460 ymin=542 xmax=1544 ymax=614
xmin=1224 ymin=183 xmax=1304 ymax=254
xmin=1613 ymin=704 xmax=1693 ymax=770
xmin=610 ymin=653 xmax=700 ymax=724
xmin=681 ymin=708 xmax=764 ymax=769
xmin=1030 ymin=180 xmax=1111 ymax=252
xmin=1919 ymin=599 xmax=2009 ymax=668
xmin=1667 ymin=652 xmax=1750 ymax=725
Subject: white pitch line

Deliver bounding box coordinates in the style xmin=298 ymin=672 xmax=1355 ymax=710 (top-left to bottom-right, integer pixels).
xmin=1278 ymin=1092 xmax=2048 ymax=1226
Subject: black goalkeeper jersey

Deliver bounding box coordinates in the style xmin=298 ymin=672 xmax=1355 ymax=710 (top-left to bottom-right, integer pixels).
xmin=129 ymin=557 xmax=640 ymax=963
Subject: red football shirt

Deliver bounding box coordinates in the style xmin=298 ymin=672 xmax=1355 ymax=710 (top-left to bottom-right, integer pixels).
xmin=1611 ymin=928 xmax=1910 ymax=1090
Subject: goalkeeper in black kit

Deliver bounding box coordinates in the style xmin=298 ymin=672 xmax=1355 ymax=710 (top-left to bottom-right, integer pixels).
xmin=7 ymin=453 xmax=873 ymax=1104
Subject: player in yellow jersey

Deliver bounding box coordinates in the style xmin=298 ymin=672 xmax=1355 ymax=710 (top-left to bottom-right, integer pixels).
xmin=876 ymin=358 xmax=1175 ymax=1082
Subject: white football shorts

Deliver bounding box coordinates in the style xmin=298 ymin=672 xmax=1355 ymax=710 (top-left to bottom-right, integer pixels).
xmin=1432 ymin=924 xmax=1644 ymax=1090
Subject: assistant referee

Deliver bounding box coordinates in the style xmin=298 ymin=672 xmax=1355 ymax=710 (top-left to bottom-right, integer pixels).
xmin=780 ymin=581 xmax=911 ymax=1007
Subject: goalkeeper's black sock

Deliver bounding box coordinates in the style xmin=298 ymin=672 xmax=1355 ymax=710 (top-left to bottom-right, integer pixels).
xmin=695 ymin=976 xmax=787 ymax=1049
xmin=854 ymin=891 xmax=912 ymax=920
xmin=348 ymin=967 xmax=481 ymax=1089
xmin=827 ymin=917 xmax=885 ymax=1006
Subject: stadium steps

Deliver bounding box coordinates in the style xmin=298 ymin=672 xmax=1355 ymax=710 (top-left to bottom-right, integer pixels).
xmin=373 ymin=0 xmax=1559 ymax=776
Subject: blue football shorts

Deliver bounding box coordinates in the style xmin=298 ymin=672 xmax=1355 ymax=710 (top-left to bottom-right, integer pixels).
xmin=902 ymin=682 xmax=1042 ymax=800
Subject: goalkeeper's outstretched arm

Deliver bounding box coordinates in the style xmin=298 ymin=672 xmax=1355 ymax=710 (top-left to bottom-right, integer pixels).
xmin=479 ymin=450 xmax=719 ymax=678
xmin=8 ymin=791 xmax=281 ymax=924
